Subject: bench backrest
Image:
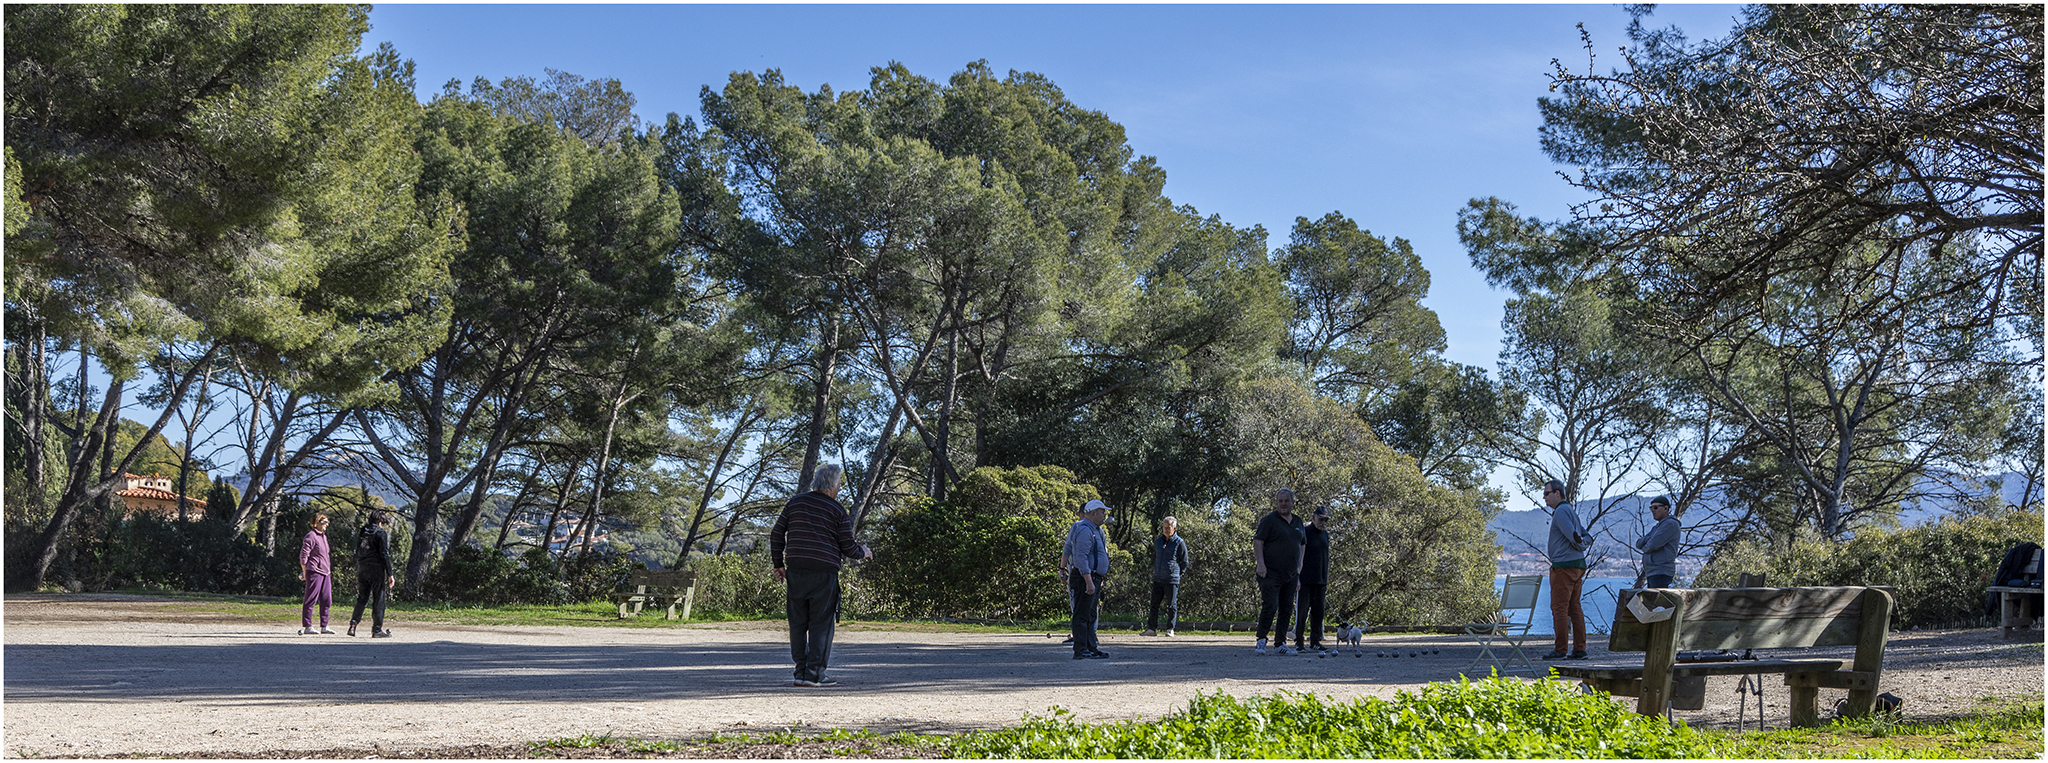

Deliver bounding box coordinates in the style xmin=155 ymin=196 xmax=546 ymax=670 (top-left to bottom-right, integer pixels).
xmin=1610 ymin=586 xmax=1891 ymax=652
xmin=627 ymin=569 xmax=697 ymax=589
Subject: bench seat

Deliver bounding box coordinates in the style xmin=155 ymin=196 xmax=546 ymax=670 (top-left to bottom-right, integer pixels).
xmin=612 ymin=569 xmax=698 ymax=620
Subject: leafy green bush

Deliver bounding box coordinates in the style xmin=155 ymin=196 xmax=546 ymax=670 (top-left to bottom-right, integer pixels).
xmin=679 ymin=551 xmax=784 ymax=617
xmin=949 ymin=677 xmax=1716 ymax=758
xmin=105 ymin=515 xmax=297 ymax=596
xmin=418 ymin=544 xmax=570 ymax=605
xmin=866 ymin=465 xmax=1110 ymax=620
xmin=561 ymin=548 xmax=638 ymax=603
xmin=1698 ymin=508 xmax=2044 ymax=629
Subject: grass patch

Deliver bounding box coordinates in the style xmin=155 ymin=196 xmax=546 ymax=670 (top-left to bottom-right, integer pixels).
xmin=947 ymin=682 xmax=2047 ymax=759
xmin=949 ymin=677 xmax=1720 ymax=758
xmin=1707 ymin=697 xmax=2045 ymax=759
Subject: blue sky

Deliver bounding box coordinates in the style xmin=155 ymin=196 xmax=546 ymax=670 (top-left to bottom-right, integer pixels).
xmin=360 ymin=3 xmax=1748 ymax=375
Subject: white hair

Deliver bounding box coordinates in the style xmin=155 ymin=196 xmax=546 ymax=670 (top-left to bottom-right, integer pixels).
xmin=1162 ymin=516 xmax=1178 ymax=526
xmin=810 ymin=464 xmax=844 ymax=493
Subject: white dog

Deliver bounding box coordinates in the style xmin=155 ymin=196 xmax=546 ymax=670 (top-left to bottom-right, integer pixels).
xmin=1336 ymin=621 xmax=1366 ymax=648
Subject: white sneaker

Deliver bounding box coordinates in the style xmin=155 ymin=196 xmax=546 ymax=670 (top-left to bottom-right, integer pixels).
xmin=298 ymin=628 xmax=317 ymax=635
xmin=1163 ymin=630 xmax=1175 ymax=637
xmin=1278 ymin=645 xmax=1296 ymax=656
xmin=318 ymin=627 xmax=337 ymax=635
xmin=1255 ymin=637 xmax=1268 ymax=655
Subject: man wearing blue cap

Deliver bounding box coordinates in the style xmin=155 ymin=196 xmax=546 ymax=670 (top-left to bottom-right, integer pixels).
xmin=1637 ymin=495 xmax=1682 ymax=589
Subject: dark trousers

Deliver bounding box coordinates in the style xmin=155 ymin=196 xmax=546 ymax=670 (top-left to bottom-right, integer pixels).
xmin=1146 ymin=580 xmax=1179 ymax=631
xmin=1070 ymin=573 xmax=1102 ymax=655
xmin=351 ymin=569 xmax=387 ymax=630
xmin=1292 ymin=583 xmax=1327 ymax=647
xmin=1256 ymin=574 xmax=1299 ymax=641
xmin=1644 ymin=574 xmax=1674 ymax=589
xmin=786 ymin=569 xmax=841 ymax=682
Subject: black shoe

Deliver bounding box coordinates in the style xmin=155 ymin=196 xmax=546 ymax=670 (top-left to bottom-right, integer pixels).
xmin=1085 ymin=650 xmax=1109 ymax=659
xmin=1567 ymin=651 xmax=1589 ymax=660
xmin=372 ymin=629 xmax=393 ymax=638
xmin=1073 ymin=652 xmax=1091 ymax=660
xmin=346 ymin=622 xmax=357 ymax=637
xmin=1540 ymin=650 xmax=1569 ymax=660
xmin=814 ymin=677 xmax=840 ymax=686
xmin=1061 ymin=637 xmax=1075 ymax=645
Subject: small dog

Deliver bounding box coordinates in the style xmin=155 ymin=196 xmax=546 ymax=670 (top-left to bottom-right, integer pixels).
xmin=1335 ymin=621 xmax=1366 ymax=648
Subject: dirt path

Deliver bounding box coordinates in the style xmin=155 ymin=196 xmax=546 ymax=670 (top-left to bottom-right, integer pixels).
xmin=4 ymin=594 xmax=2040 ymax=757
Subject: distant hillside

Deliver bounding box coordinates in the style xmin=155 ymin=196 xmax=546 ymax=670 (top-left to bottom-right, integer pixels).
xmin=223 ymin=450 xmax=410 ymax=508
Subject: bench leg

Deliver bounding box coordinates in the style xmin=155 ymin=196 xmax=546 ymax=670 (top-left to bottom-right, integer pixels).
xmin=618 ymin=601 xmax=631 ymax=619
xmin=665 ymin=597 xmax=679 ymax=620
xmin=1788 ymin=684 xmax=1821 ymax=728
xmin=681 ymin=586 xmax=696 ymax=621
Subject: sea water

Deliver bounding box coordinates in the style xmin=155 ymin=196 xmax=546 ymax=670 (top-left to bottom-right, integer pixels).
xmin=1494 ymin=575 xmax=1639 ymax=636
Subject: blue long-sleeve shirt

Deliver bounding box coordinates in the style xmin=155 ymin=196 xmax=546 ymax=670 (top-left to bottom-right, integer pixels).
xmin=1065 ymin=520 xmax=1109 ymax=577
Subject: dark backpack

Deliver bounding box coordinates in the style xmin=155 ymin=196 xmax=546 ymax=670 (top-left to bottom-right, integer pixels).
xmin=358 ymin=526 xmax=385 ymax=567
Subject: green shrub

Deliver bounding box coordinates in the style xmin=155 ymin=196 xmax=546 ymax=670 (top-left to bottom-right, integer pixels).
xmin=949 ymin=677 xmax=1716 ymax=758
xmin=866 ymin=465 xmax=1108 ymax=620
xmin=678 ymin=551 xmax=784 ymax=617
xmin=1698 ymin=508 xmax=2044 ymax=629
xmin=560 ymin=548 xmax=638 ymax=603
xmin=418 ymin=544 xmax=571 ymax=605
xmin=104 ymin=515 xmax=296 ymax=596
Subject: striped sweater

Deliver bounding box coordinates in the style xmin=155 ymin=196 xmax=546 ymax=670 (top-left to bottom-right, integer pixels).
xmin=771 ymin=491 xmax=867 ymax=572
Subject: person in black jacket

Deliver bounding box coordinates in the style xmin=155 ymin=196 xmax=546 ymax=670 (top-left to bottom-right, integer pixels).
xmin=1292 ymin=506 xmax=1332 ymax=654
xmin=349 ymin=510 xmax=396 ymax=638
xmin=1142 ymin=517 xmax=1191 ymax=637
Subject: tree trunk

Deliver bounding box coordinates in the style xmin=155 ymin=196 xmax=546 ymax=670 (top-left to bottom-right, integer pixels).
xmin=676 ymin=404 xmax=759 ymax=565
xmin=799 ymin=314 xmax=839 ymax=493
xmin=174 ymin=367 xmax=212 ymax=523
xmin=5 ymin=323 xmax=51 ymax=511
xmin=932 ymin=294 xmax=961 ymax=502
xmin=494 ymin=457 xmax=547 ymax=550
xmin=851 ymin=402 xmax=904 ymax=533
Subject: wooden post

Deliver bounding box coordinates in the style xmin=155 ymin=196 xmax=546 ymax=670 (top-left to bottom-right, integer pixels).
xmin=1788 ymin=683 xmax=1821 ymax=727
xmin=1636 ymin=590 xmax=1683 ymax=717
xmin=680 ymin=582 xmax=696 ymax=620
xmin=1841 ymin=587 xmax=1892 ymax=718
xmin=1738 ymin=573 xmax=1767 ymax=588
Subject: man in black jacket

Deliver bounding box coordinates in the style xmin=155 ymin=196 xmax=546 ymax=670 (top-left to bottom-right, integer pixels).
xmin=1293 ymin=506 xmax=1332 ymax=654
xmin=349 ymin=510 xmax=396 ymax=638
xmin=1143 ymin=517 xmax=1191 ymax=637
xmin=771 ymin=464 xmax=871 ymax=687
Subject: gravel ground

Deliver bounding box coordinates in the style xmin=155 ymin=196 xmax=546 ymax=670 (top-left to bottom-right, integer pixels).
xmin=4 ymin=593 xmax=2041 ymax=758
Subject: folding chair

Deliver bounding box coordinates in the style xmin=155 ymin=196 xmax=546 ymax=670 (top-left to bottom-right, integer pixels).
xmin=1464 ymin=574 xmax=1542 ymax=676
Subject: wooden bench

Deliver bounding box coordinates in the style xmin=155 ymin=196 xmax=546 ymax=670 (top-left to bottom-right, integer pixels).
xmin=1552 ymin=586 xmax=1893 ymax=727
xmin=1988 ymin=546 xmax=2042 ymax=641
xmin=610 ymin=569 xmax=698 ymax=620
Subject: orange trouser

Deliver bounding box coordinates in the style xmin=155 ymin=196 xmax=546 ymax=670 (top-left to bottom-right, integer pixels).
xmin=1550 ymin=566 xmax=1587 ymax=653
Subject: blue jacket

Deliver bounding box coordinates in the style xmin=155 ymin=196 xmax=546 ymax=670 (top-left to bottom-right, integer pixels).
xmin=1152 ymin=534 xmax=1191 ymax=583
xmin=1637 ymin=515 xmax=1681 ymax=579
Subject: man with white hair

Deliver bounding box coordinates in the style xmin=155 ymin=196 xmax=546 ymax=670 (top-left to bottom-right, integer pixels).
xmin=1142 ymin=516 xmax=1191 ymax=637
xmin=771 ymin=464 xmax=871 ymax=687
xmin=1065 ymin=499 xmax=1113 ymax=659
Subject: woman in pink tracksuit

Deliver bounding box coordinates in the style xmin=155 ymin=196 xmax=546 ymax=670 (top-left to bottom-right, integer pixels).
xmin=298 ymin=514 xmax=334 ymax=634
